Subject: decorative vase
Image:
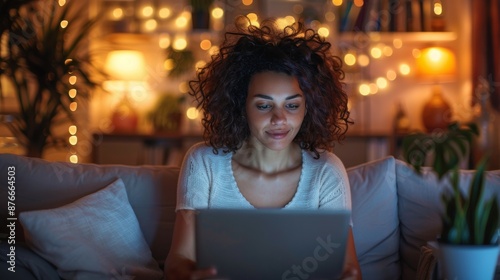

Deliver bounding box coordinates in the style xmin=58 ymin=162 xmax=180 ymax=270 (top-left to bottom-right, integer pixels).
xmin=422 ymin=86 xmax=452 ymax=132
xmin=438 ymin=243 xmax=499 ymax=280
xmin=111 ymin=97 xmax=138 ymax=133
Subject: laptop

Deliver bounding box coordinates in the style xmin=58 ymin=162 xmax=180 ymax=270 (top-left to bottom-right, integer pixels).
xmin=195 ymin=208 xmax=350 ymax=280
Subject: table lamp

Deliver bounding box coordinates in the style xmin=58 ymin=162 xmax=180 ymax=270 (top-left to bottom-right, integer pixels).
xmin=415 ymin=47 xmax=456 ymax=132
xmin=104 ymin=50 xmax=146 ymax=133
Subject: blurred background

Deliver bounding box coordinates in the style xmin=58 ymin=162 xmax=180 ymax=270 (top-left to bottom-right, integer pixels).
xmin=1 ymin=0 xmax=498 ymax=169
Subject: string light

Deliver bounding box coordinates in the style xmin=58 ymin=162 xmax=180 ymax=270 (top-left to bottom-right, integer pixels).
xmin=62 ymin=8 xmax=77 ymax=164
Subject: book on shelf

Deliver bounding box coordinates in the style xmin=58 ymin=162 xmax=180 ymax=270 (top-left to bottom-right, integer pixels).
xmin=338 ymin=0 xmax=442 ymax=33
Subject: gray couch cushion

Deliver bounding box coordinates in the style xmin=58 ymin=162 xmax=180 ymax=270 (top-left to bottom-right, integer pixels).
xmin=0 ymin=242 xmax=59 ymax=280
xmin=347 ymin=156 xmax=401 ymax=280
xmin=0 ymin=154 xmax=179 ymax=265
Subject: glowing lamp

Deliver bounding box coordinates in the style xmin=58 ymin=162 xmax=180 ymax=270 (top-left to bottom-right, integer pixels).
xmin=415 ymin=47 xmax=457 ymax=132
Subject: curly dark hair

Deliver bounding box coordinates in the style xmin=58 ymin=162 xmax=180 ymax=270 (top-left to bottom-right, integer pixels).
xmin=189 ymin=17 xmax=352 ymax=158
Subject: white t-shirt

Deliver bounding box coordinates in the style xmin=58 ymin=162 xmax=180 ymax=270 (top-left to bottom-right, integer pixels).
xmin=176 ymin=142 xmax=352 ymax=211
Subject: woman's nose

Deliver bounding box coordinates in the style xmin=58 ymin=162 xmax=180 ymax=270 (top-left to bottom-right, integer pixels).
xmin=271 ymin=109 xmax=286 ymax=125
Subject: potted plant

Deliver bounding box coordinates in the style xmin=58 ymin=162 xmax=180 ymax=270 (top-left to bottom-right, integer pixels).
xmin=147 ymin=93 xmax=185 ymax=133
xmin=0 ymin=0 xmax=100 ymax=157
xmin=402 ymin=122 xmax=499 ymax=279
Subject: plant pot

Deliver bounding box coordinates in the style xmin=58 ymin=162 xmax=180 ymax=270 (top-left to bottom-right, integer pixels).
xmin=438 ymin=242 xmax=499 ymax=280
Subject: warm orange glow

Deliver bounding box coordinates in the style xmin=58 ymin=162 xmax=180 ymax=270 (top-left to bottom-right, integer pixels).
xmin=416 ymin=47 xmax=456 ymax=77
xmin=200 ymin=39 xmax=212 ymax=50
xmin=105 ymin=50 xmax=146 ymax=80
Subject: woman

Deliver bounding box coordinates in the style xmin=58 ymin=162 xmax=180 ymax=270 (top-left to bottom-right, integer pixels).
xmin=165 ymin=17 xmax=361 ymax=280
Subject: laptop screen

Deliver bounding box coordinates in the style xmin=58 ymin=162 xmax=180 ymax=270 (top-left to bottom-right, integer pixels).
xmin=195 ymin=208 xmax=350 ymax=280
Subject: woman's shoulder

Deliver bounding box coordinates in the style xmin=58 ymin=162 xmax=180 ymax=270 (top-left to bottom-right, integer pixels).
xmin=185 ymin=142 xmax=230 ymax=160
xmin=303 ymin=149 xmax=345 ymax=169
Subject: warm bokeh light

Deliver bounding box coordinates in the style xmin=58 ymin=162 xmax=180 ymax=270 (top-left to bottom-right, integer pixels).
xmin=186 ymin=107 xmax=199 ymax=119
xmin=359 ymin=84 xmax=370 ymax=96
xmin=387 ymin=70 xmax=397 ymax=81
xmin=318 ymin=27 xmax=330 ymax=37
xmin=212 ymin=7 xmax=224 ymax=19
xmin=344 ymin=53 xmax=356 ymax=66
xmin=332 ymin=0 xmax=343 ymax=6
xmin=69 ymin=76 xmax=77 ymax=85
xmin=393 ymin=39 xmax=403 ymax=49
xmin=369 ymin=83 xmax=378 ymax=94
xmin=399 ymin=63 xmax=411 ymax=75
xmin=159 ymin=8 xmax=171 ymax=19
xmin=383 ymin=46 xmax=393 ymax=56
xmin=159 ymin=34 xmax=171 ymax=49
xmin=112 ymin=8 xmax=124 ymax=20
xmin=354 ymin=0 xmax=364 ymax=7
xmin=208 ymin=45 xmax=219 ymax=56
xmin=433 ymin=1 xmax=443 ymax=15
xmin=276 ymin=17 xmax=289 ymax=30
xmin=173 ymin=37 xmax=187 ymax=50
xmin=69 ymin=102 xmax=77 ymax=111
xmin=175 ymin=15 xmax=188 ymax=28
xmin=195 ymin=60 xmax=207 ymax=70
xmin=69 ymin=154 xmax=78 ymax=164
xmin=69 ymin=135 xmax=78 ymax=145
xmin=144 ymin=19 xmax=157 ymax=31
xmin=68 ymin=89 xmax=77 ymax=98
xmin=142 ymin=6 xmax=154 ymax=18
xmin=200 ymin=39 xmax=212 ymax=50
xmin=164 ymin=59 xmax=174 ymax=71
xmin=179 ymin=82 xmax=189 ymax=93
xmin=58 ymin=0 xmax=66 ymax=6
xmin=376 ymin=77 xmax=388 ymax=89
xmin=247 ymin=13 xmax=258 ymax=22
xmin=60 ymin=20 xmax=68 ymax=28
xmin=357 ymin=54 xmax=370 ymax=67
xmin=370 ymin=47 xmax=382 ymax=59
xmin=69 ymin=125 xmax=77 ymax=135
xmin=242 ymin=0 xmax=253 ymax=6
xmin=285 ymin=16 xmax=296 ymax=25
xmin=412 ymin=48 xmax=421 ymax=58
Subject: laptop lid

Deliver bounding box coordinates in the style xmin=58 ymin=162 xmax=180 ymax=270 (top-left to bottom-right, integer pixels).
xmin=195 ymin=208 xmax=350 ymax=280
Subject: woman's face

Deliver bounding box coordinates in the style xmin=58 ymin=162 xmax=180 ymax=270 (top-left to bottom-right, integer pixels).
xmin=245 ymin=71 xmax=306 ymax=151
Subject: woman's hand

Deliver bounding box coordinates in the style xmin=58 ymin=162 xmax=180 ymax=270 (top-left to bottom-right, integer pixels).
xmin=340 ymin=264 xmax=360 ymax=280
xmin=341 ymin=228 xmax=362 ymax=280
xmin=164 ymin=257 xmax=217 ymax=280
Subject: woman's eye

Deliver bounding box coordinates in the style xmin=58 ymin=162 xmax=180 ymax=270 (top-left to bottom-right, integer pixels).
xmin=286 ymin=104 xmax=300 ymax=110
xmin=256 ymin=104 xmax=271 ymax=110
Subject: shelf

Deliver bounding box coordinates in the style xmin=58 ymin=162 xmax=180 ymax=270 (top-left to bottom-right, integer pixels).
xmin=337 ymin=31 xmax=457 ymax=44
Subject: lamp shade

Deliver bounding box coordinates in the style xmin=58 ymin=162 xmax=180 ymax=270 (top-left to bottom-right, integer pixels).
xmin=415 ymin=47 xmax=456 ymax=80
xmin=105 ymin=50 xmax=146 ymax=80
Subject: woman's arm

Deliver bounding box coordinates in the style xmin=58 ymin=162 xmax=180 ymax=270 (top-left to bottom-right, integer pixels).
xmin=342 ymin=228 xmax=362 ymax=280
xmin=164 ymin=210 xmax=216 ymax=280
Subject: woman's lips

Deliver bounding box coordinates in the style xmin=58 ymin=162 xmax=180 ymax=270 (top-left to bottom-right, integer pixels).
xmin=267 ymin=130 xmax=289 ymax=139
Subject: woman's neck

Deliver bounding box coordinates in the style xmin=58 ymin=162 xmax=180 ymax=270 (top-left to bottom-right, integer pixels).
xmin=233 ymin=141 xmax=302 ymax=174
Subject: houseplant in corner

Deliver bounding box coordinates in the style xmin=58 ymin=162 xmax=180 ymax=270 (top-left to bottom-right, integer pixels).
xmin=147 ymin=93 xmax=185 ymax=133
xmin=403 ymin=122 xmax=499 ymax=279
xmin=0 ymin=0 xmax=100 ymax=157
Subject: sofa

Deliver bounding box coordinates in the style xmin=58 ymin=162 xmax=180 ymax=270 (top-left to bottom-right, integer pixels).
xmin=0 ymin=153 xmax=499 ymax=280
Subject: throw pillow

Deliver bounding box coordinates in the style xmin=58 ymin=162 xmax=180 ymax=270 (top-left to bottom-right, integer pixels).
xmin=347 ymin=156 xmax=401 ymax=280
xmin=18 ymin=178 xmax=163 ymax=280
